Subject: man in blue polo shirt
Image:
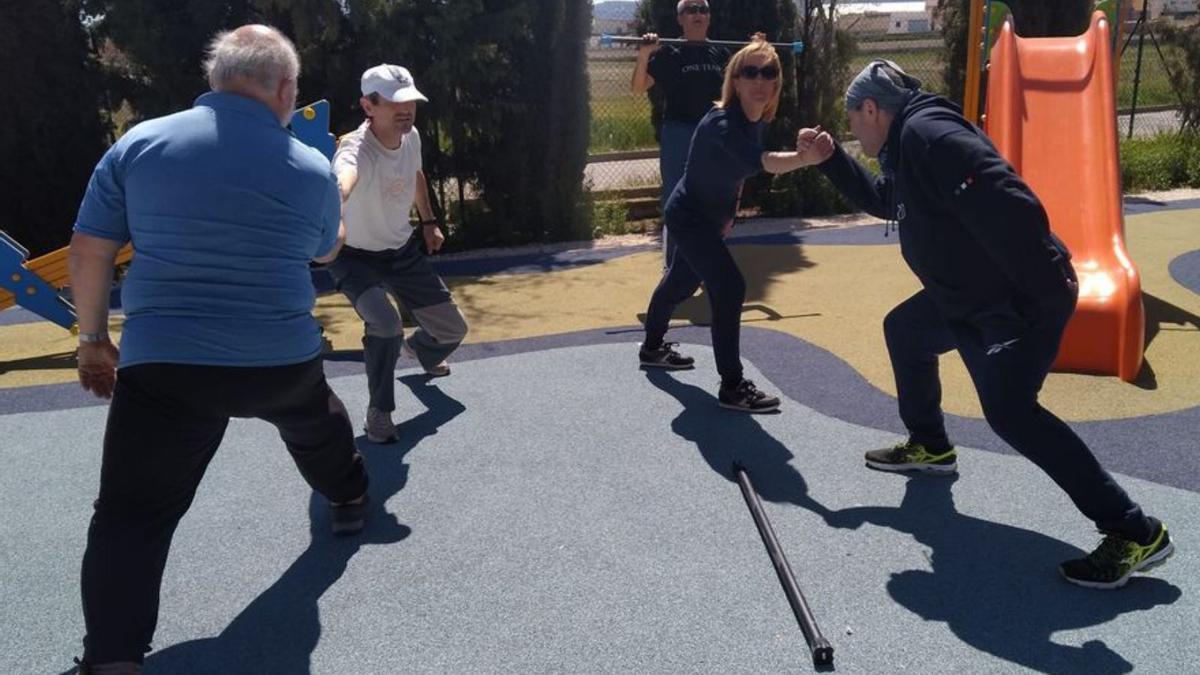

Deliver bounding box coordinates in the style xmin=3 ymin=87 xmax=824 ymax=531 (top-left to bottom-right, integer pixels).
xmin=68 ymin=25 xmax=369 ymax=674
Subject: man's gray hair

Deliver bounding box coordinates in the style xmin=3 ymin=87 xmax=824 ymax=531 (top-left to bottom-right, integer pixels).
xmin=204 ymin=25 xmax=300 ymax=93
xmin=845 ymin=60 xmax=922 ymax=114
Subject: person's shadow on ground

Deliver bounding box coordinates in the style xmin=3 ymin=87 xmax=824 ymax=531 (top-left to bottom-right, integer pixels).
xmin=142 ymin=375 xmax=465 ymax=674
xmin=640 ymin=239 xmax=815 ymax=328
xmin=643 ymin=369 xmax=840 ymax=524
xmin=833 ymin=475 xmax=1181 ymax=675
xmin=645 ymin=369 xmax=1180 ymax=675
xmin=1133 ymin=291 xmax=1200 ymax=389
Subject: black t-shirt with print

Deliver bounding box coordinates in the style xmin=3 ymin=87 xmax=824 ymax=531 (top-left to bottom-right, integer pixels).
xmin=647 ymin=43 xmax=730 ymax=125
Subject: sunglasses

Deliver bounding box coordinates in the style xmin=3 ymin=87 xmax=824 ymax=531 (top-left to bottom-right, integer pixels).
xmin=735 ymin=64 xmax=780 ymax=81
xmin=679 ymin=5 xmax=710 ymax=15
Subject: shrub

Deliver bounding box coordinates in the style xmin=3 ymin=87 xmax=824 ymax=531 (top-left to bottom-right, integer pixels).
xmin=1120 ymin=131 xmax=1200 ymax=191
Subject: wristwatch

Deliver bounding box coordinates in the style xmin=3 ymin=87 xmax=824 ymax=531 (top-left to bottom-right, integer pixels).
xmin=78 ymin=331 xmax=109 ymax=343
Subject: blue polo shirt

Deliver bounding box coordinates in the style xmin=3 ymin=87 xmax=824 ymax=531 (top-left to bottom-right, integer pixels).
xmin=74 ymin=92 xmax=341 ymax=368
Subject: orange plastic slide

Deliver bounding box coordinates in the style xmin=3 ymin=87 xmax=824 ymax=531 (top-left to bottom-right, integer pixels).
xmin=984 ymin=10 xmax=1144 ymax=382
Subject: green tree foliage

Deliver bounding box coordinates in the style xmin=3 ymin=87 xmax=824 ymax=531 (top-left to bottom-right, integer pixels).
xmin=935 ymin=0 xmax=970 ymax=106
xmin=794 ymin=1 xmax=853 ymax=139
xmin=0 ymin=0 xmax=111 ymax=256
xmin=1159 ymin=20 xmax=1200 ymax=131
xmin=72 ymin=0 xmax=592 ymax=248
xmin=82 ymin=0 xmax=361 ymax=129
xmin=80 ymin=0 xmax=259 ymax=120
xmin=441 ymin=0 xmax=593 ymax=244
xmin=784 ymin=0 xmax=857 ymax=215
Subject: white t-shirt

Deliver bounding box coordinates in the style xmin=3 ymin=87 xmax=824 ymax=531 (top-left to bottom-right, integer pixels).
xmin=333 ymin=122 xmax=423 ymax=251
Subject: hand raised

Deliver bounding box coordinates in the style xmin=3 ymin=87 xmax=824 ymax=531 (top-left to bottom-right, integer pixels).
xmin=798 ymin=126 xmax=835 ymax=164
xmin=811 ymin=130 xmax=835 ymax=162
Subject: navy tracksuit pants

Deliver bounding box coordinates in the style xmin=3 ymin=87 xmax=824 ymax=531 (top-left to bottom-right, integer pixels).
xmin=644 ymin=220 xmax=745 ymax=387
xmin=885 ymin=288 xmax=1153 ymax=541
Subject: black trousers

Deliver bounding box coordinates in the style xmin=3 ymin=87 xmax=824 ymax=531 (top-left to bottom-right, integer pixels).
xmin=644 ymin=220 xmax=746 ymax=386
xmin=80 ymin=358 xmax=368 ymax=664
xmin=884 ymin=289 xmax=1151 ymax=541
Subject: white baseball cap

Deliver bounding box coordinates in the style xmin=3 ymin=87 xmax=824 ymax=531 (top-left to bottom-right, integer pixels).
xmin=361 ymin=64 xmax=428 ymax=103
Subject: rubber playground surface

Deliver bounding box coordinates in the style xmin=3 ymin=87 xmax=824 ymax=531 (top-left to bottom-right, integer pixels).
xmin=2 ymin=197 xmax=1198 ymax=674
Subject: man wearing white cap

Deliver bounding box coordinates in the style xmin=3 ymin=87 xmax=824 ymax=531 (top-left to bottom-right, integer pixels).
xmin=329 ymin=64 xmax=469 ymax=443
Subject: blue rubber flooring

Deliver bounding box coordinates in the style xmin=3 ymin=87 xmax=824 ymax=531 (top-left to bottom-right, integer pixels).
xmin=1 ymin=338 xmax=1194 ymax=674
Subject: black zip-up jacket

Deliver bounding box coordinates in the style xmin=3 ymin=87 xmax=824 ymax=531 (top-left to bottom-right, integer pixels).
xmin=818 ymin=93 xmax=1076 ymax=344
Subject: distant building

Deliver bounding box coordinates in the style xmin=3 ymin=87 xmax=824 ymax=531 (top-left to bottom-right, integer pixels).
xmin=593 ymin=18 xmax=636 ymax=37
xmin=834 ymin=2 xmax=933 ymax=35
xmin=592 ymin=1 xmax=638 ymax=37
xmin=1120 ymin=0 xmax=1197 ymax=24
xmin=1160 ymin=0 xmax=1199 ymax=16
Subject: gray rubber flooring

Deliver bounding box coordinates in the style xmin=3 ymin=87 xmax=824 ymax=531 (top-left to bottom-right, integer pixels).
xmin=2 ymin=343 xmax=1195 ymax=674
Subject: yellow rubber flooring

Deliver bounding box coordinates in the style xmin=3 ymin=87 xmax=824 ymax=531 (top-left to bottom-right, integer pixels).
xmin=2 ymin=208 xmax=1196 ymax=422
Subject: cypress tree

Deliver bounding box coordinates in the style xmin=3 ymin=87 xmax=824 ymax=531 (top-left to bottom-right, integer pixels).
xmin=0 ymin=0 xmax=111 ymax=256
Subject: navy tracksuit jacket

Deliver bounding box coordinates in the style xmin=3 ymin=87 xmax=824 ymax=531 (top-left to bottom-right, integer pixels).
xmin=818 ymin=93 xmax=1151 ymax=540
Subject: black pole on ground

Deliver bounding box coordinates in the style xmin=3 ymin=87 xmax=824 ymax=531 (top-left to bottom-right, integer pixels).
xmin=733 ymin=462 xmax=834 ymax=669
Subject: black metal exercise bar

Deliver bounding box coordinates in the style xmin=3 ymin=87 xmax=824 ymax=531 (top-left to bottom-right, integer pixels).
xmin=733 ymin=462 xmax=834 ymax=669
xmin=601 ymin=34 xmax=805 ymax=54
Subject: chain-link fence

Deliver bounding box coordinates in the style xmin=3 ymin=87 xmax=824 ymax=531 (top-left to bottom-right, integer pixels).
xmin=586 ymin=30 xmax=951 ymax=200
xmin=586 ymin=21 xmax=1193 ymax=204
xmin=586 ymin=38 xmax=661 ymax=194
xmin=1117 ymin=17 xmax=1192 ymax=138
xmin=849 ymin=32 xmax=948 ymax=98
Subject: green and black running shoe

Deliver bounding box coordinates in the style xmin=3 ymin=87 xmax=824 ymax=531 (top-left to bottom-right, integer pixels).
xmin=1060 ymin=520 xmax=1175 ymax=589
xmin=864 ymin=441 xmax=957 ymax=474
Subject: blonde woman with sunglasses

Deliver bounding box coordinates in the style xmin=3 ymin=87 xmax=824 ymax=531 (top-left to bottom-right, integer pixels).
xmin=638 ymin=37 xmax=832 ymax=412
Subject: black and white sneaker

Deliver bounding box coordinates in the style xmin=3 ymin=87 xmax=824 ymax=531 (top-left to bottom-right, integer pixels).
xmin=718 ymin=379 xmax=780 ymax=413
xmin=639 ymin=342 xmax=695 ymax=370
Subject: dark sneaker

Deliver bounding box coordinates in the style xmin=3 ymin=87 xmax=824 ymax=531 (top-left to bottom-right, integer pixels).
xmin=364 ymin=407 xmax=399 ymax=444
xmin=331 ymin=494 xmax=370 ymax=536
xmin=865 ymin=441 xmax=957 ymax=474
xmin=1060 ymin=520 xmax=1175 ymax=589
xmin=639 ymin=342 xmax=695 ymax=370
xmin=718 ymin=379 xmax=780 ymax=413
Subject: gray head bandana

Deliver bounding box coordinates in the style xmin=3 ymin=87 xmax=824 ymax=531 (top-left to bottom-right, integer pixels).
xmin=845 ymin=60 xmax=923 ymax=114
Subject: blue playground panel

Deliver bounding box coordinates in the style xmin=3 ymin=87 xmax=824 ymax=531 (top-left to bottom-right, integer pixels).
xmin=290 ymin=100 xmax=337 ymax=161
xmin=0 ymin=231 xmax=76 ymax=330
xmin=0 ymin=100 xmax=337 ymax=330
